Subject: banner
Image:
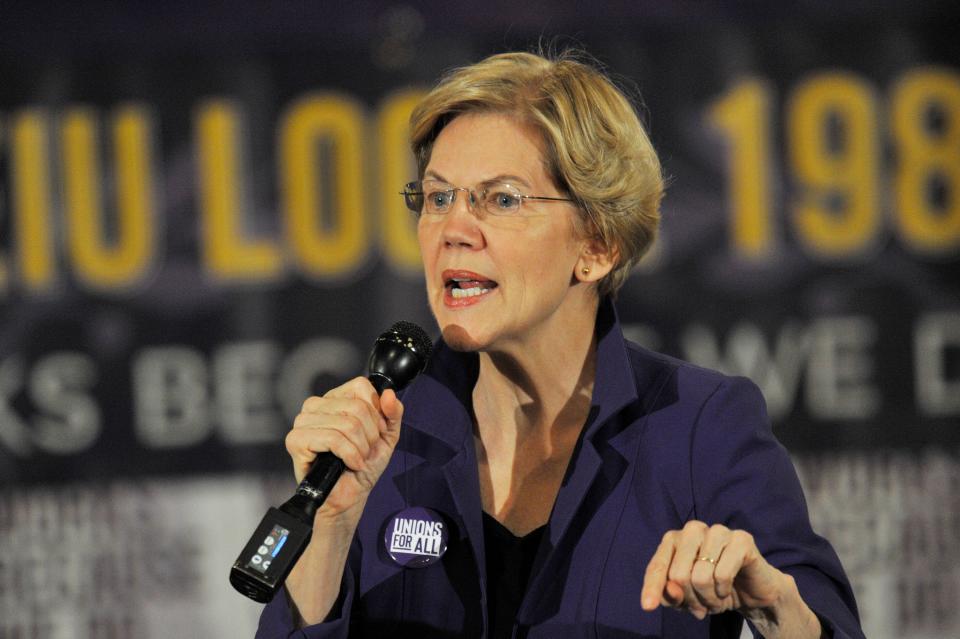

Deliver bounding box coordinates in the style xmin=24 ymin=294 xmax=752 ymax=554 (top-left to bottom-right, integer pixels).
xmin=1 ymin=3 xmax=957 ymax=637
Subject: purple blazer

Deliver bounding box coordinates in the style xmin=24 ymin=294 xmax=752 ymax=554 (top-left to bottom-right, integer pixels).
xmin=256 ymin=302 xmax=864 ymax=638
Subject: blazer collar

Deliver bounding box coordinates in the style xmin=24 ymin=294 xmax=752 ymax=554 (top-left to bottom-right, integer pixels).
xmin=399 ymin=336 xmax=479 ymax=455
xmin=534 ymin=298 xmax=640 ymax=557
xmin=583 ymin=297 xmax=641 ymax=438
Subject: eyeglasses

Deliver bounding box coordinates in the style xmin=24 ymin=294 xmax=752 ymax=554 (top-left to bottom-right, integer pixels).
xmin=401 ymin=179 xmax=575 ymax=217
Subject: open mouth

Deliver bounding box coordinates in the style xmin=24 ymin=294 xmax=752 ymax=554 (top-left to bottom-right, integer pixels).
xmin=445 ymin=276 xmax=499 ymax=299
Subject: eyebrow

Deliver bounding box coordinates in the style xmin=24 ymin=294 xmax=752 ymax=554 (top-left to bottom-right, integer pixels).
xmin=422 ymin=171 xmax=533 ymax=189
xmin=488 ymin=174 xmax=532 ymax=189
xmin=423 ymin=170 xmax=448 ymax=183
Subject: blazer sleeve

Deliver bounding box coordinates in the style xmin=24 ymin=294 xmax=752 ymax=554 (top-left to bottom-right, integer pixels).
xmin=254 ymin=535 xmax=361 ymax=639
xmin=689 ymin=376 xmax=865 ymax=639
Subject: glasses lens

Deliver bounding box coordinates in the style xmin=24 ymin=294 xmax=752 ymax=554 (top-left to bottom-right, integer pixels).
xmin=403 ymin=182 xmax=424 ymax=213
xmin=481 ymin=183 xmax=522 ymax=216
xmin=422 ymin=181 xmax=455 ymax=214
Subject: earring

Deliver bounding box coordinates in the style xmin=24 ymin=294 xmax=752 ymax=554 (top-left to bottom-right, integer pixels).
xmin=581 ymin=267 xmax=591 ymax=275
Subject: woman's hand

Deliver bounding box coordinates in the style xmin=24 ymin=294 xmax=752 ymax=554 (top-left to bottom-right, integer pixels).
xmin=283 ymin=377 xmax=404 ymax=625
xmin=284 ymin=376 xmax=404 ymax=521
xmin=641 ymin=521 xmax=824 ymax=638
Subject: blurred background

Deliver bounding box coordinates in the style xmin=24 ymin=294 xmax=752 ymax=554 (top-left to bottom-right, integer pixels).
xmin=1 ymin=1 xmax=958 ymax=637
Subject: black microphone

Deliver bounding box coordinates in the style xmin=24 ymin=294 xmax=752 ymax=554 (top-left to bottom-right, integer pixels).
xmin=230 ymin=321 xmax=432 ymax=603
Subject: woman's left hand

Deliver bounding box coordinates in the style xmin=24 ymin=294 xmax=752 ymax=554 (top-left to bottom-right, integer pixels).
xmin=641 ymin=521 xmax=823 ymax=637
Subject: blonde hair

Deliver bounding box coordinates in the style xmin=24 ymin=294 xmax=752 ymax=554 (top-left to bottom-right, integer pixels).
xmin=409 ymin=49 xmax=663 ymax=298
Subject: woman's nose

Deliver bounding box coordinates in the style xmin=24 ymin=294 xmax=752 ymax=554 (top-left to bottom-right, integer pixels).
xmin=439 ymin=191 xmax=485 ymax=248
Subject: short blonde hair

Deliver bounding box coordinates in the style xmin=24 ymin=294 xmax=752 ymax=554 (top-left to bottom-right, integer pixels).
xmin=410 ymin=49 xmax=663 ymax=298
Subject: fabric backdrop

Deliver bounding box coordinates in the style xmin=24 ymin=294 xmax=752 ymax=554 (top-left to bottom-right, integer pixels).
xmin=1 ymin=2 xmax=957 ymax=637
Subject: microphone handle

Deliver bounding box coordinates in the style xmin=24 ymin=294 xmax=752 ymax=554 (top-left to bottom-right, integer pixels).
xmin=294 ymin=373 xmax=393 ymax=509
xmin=229 ymin=372 xmax=400 ymax=602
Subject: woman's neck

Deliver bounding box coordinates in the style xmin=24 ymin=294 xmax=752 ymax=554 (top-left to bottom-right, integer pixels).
xmin=471 ymin=296 xmax=601 ymax=533
xmin=472 ymin=299 xmax=600 ymax=445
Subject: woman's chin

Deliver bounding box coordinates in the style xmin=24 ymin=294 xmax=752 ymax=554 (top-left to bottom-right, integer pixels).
xmin=440 ymin=324 xmax=487 ymax=352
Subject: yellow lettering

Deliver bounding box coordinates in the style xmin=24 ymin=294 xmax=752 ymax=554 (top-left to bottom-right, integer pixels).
xmin=279 ymin=94 xmax=367 ymax=278
xmin=62 ymin=106 xmax=155 ymax=288
xmin=197 ymin=100 xmax=281 ymax=281
xmin=11 ymin=110 xmax=55 ymax=291
xmin=707 ymin=79 xmax=775 ymax=258
xmin=788 ymin=73 xmax=879 ymax=258
xmin=377 ymin=90 xmax=425 ymax=272
xmin=0 ymin=122 xmax=4 ymax=292
xmin=892 ymin=67 xmax=960 ymax=254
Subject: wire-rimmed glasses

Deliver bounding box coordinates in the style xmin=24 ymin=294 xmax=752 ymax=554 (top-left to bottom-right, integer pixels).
xmin=401 ymin=179 xmax=575 ymax=217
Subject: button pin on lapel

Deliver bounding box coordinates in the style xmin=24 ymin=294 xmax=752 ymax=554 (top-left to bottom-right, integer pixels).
xmin=385 ymin=507 xmax=450 ymax=568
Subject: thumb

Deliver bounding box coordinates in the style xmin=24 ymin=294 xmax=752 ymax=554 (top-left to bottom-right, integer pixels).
xmin=380 ymin=388 xmax=404 ymax=432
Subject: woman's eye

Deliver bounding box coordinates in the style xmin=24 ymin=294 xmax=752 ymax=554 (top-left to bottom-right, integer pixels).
xmin=429 ymin=191 xmax=453 ymax=209
xmin=491 ymin=191 xmax=520 ymax=210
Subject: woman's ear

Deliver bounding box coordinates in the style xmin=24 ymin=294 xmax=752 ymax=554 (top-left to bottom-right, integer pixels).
xmin=576 ymin=239 xmax=619 ymax=283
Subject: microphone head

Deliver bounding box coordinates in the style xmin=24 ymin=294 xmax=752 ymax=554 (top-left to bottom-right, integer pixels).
xmin=367 ymin=321 xmax=433 ymax=393
xmin=386 ymin=320 xmax=433 ymax=361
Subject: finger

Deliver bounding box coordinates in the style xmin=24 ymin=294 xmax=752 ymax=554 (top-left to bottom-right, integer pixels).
xmin=335 ymin=392 xmax=388 ymax=431
xmin=380 ymin=389 xmax=404 ymax=433
xmin=304 ymin=377 xmax=379 ymax=410
xmin=305 ymin=429 xmax=370 ymax=473
xmin=714 ymin=530 xmax=754 ymax=600
xmin=670 ymin=582 xmax=707 ymax=620
xmin=285 ymin=426 xmax=370 ymax=480
xmin=292 ymin=411 xmax=374 ymax=460
xmin=667 ymin=521 xmax=710 ymax=617
xmin=667 ymin=521 xmax=707 ymax=591
xmin=285 ymin=428 xmax=321 ymax=483
xmin=299 ymin=378 xmax=376 ymax=420
xmin=301 ymin=396 xmax=384 ymax=445
xmin=691 ymin=524 xmax=732 ymax=611
xmin=338 ymin=376 xmax=383 ymax=409
xmin=662 ymin=580 xmax=685 ymax=607
xmin=641 ymin=532 xmax=677 ymax=611
xmin=285 ymin=417 xmax=372 ymax=480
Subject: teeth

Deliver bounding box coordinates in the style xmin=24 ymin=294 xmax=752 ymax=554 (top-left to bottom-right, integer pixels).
xmin=451 ymin=286 xmax=491 ymax=299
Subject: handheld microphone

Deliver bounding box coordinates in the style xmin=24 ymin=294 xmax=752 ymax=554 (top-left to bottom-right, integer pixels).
xmin=230 ymin=321 xmax=433 ymax=603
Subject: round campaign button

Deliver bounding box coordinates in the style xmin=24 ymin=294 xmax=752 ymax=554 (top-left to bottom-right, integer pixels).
xmin=384 ymin=507 xmax=449 ymax=568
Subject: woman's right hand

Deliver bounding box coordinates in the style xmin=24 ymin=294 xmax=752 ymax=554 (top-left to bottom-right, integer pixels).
xmin=284 ymin=377 xmax=404 ymax=625
xmin=284 ymin=376 xmax=405 ymax=522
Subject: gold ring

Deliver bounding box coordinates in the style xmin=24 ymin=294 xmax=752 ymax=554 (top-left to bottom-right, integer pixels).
xmin=697 ymin=556 xmax=716 ymax=564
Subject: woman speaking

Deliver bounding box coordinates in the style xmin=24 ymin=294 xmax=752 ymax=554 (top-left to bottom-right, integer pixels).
xmin=256 ymin=50 xmax=864 ymax=638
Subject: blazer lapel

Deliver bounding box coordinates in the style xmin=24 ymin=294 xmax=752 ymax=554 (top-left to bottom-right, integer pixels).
xmin=399 ymin=343 xmax=488 ymax=596
xmin=441 ymin=440 xmax=486 ymax=583
xmin=521 ymin=300 xmax=641 ymax=616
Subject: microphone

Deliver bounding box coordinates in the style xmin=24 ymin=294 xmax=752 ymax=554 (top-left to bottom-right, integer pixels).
xmin=230 ymin=321 xmax=433 ymax=602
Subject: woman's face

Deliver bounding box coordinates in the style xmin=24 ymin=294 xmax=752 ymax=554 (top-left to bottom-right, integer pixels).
xmin=417 ymin=112 xmax=589 ymax=353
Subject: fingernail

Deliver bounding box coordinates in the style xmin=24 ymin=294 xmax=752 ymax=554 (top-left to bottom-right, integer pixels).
xmin=641 ymin=595 xmax=655 ymax=610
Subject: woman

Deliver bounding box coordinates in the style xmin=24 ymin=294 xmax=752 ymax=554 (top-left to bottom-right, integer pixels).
xmin=258 ymin=51 xmax=864 ymax=638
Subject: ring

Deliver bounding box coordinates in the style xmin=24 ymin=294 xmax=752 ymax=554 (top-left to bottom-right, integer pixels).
xmin=697 ymin=556 xmax=716 ymax=564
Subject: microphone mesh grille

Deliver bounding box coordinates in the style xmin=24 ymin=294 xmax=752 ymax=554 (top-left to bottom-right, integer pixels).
xmin=389 ymin=320 xmax=433 ymax=361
